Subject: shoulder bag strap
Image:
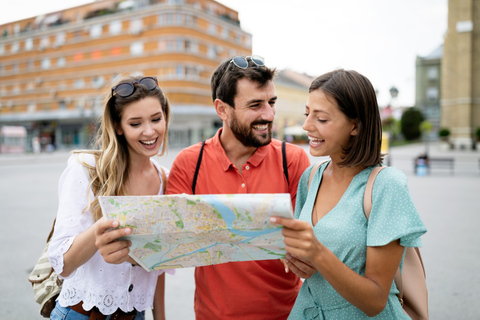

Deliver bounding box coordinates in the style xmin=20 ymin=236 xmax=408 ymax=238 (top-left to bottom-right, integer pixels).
xmin=362 ymin=167 xmax=405 ymax=299
xmin=363 ymin=166 xmax=385 ymax=219
xmin=282 ymin=140 xmax=289 ymax=185
xmin=192 ymin=141 xmax=206 ymax=195
xmin=308 ymin=161 xmax=327 ymax=189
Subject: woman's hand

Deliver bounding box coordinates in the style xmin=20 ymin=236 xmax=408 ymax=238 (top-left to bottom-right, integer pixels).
xmin=270 ymin=216 xmax=323 ymax=266
xmin=94 ymin=218 xmax=133 ymax=264
xmin=285 ymin=253 xmax=317 ymax=279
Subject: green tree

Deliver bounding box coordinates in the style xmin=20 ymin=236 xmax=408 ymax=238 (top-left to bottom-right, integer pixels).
xmin=401 ymin=108 xmax=424 ymax=141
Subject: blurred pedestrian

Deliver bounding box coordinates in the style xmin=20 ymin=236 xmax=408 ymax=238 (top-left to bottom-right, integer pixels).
xmin=272 ymin=69 xmax=427 ymax=319
xmin=48 ymin=75 xmax=172 ymax=319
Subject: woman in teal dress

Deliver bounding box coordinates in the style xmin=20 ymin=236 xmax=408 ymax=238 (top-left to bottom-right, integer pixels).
xmin=271 ymin=69 xmax=427 ymax=319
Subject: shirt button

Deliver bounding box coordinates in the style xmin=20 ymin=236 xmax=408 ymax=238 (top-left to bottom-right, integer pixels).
xmin=128 ymin=284 xmax=134 ymax=292
xmin=245 ymin=165 xmax=250 ymax=170
xmin=241 ymin=183 xmax=245 ymax=188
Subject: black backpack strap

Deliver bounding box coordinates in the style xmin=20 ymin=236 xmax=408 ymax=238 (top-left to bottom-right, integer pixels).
xmin=282 ymin=140 xmax=289 ymax=185
xmin=192 ymin=141 xmax=206 ymax=195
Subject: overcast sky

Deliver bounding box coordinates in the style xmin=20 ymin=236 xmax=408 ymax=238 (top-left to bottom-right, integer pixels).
xmin=0 ymin=0 xmax=448 ymax=107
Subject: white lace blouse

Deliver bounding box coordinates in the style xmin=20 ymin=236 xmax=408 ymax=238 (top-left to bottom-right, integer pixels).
xmin=48 ymin=153 xmax=173 ymax=315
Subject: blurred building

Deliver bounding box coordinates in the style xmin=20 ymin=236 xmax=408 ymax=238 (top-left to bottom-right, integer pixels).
xmin=0 ymin=0 xmax=251 ymax=151
xmin=415 ymin=45 xmax=442 ymax=133
xmin=274 ymin=69 xmax=313 ymax=142
xmin=441 ymin=0 xmax=480 ymax=149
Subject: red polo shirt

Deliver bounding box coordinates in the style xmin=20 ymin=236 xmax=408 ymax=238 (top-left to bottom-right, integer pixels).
xmin=166 ymin=129 xmax=311 ymax=320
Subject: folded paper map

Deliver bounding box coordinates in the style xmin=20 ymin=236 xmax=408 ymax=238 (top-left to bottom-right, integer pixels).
xmin=99 ymin=193 xmax=293 ymax=271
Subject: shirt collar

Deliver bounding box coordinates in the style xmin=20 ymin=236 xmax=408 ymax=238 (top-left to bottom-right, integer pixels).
xmin=211 ymin=128 xmax=270 ymax=171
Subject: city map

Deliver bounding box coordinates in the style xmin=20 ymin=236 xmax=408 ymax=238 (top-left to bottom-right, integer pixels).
xmin=99 ymin=193 xmax=293 ymax=271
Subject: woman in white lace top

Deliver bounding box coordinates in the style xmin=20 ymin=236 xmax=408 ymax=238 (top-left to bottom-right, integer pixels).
xmin=47 ymin=75 xmax=173 ymax=320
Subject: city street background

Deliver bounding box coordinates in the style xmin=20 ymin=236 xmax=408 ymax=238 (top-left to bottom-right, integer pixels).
xmin=1 ymin=142 xmax=479 ymax=319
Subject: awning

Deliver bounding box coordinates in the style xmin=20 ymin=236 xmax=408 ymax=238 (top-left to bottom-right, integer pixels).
xmin=284 ymin=125 xmax=306 ymax=136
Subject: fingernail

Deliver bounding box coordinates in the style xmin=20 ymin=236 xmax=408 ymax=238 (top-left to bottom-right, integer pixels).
xmin=124 ymin=228 xmax=132 ymax=235
xmin=269 ymin=217 xmax=277 ymax=223
xmin=112 ymin=221 xmax=119 ymax=228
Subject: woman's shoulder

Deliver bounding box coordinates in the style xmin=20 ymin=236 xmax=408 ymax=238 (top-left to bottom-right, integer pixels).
xmin=375 ymin=166 xmax=408 ymax=186
xmin=68 ymin=152 xmax=96 ymax=168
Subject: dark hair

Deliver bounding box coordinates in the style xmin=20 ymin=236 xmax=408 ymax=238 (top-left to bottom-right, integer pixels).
xmin=210 ymin=56 xmax=276 ymax=107
xmin=309 ymin=69 xmax=383 ymax=167
xmin=106 ymin=75 xmax=170 ymax=156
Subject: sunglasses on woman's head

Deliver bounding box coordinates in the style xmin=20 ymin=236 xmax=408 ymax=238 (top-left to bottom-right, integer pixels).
xmin=111 ymin=77 xmax=158 ymax=98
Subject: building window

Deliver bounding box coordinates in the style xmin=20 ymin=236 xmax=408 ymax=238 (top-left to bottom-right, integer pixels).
xmin=109 ymin=20 xmax=122 ymax=35
xmin=426 ymin=87 xmax=438 ymax=101
xmin=427 ymin=67 xmax=438 ymax=81
xmin=176 ymin=65 xmax=184 ymax=78
xmin=25 ymin=38 xmax=33 ymax=51
xmin=55 ymin=32 xmax=66 ymax=47
xmin=208 ymin=45 xmax=217 ymax=58
xmin=92 ymin=76 xmax=105 ymax=88
xmin=175 ymin=13 xmax=184 ymax=25
xmin=208 ymin=23 xmax=216 ymax=35
xmin=221 ymin=27 xmax=228 ymax=39
xmin=41 ymin=58 xmax=51 ymax=69
xmin=74 ymin=79 xmax=85 ymax=88
xmin=129 ymin=19 xmax=143 ymax=35
xmin=130 ymin=41 xmax=144 ymax=56
xmin=11 ymin=42 xmax=20 ymax=53
xmin=27 ymin=59 xmax=34 ymax=71
xmin=166 ymin=13 xmax=172 ymax=25
xmin=185 ymin=66 xmax=199 ymax=79
xmin=12 ymin=62 xmax=19 ymax=73
xmin=0 ymin=44 xmax=4 ymax=55
xmin=28 ymin=103 xmax=36 ymax=112
xmin=185 ymin=14 xmax=196 ymax=27
xmin=185 ymin=39 xmax=198 ymax=53
xmin=57 ymin=57 xmax=66 ymax=67
xmin=90 ymin=24 xmax=102 ymax=38
xmin=176 ymin=38 xmax=184 ymax=51
xmin=234 ymin=33 xmax=241 ymax=44
xmin=40 ymin=36 xmax=50 ymax=50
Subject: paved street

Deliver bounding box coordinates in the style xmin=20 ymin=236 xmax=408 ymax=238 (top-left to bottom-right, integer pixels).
xmin=0 ymin=142 xmax=479 ymax=319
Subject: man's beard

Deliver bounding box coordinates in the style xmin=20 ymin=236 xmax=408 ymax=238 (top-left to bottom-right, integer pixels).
xmin=229 ymin=112 xmax=272 ymax=148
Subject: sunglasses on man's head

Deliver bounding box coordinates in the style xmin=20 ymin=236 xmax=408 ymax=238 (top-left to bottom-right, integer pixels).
xmin=111 ymin=76 xmax=158 ymax=98
xmin=229 ymin=55 xmax=265 ymax=69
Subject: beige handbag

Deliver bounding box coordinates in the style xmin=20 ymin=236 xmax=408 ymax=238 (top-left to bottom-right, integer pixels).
xmin=309 ymin=163 xmax=429 ymax=319
xmin=28 ymin=219 xmax=63 ymax=318
xmin=364 ymin=166 xmax=428 ymax=320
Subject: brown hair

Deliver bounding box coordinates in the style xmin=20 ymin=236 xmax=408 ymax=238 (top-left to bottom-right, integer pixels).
xmin=75 ymin=74 xmax=170 ymax=221
xmin=309 ymin=69 xmax=383 ymax=167
xmin=210 ymin=56 xmax=276 ymax=107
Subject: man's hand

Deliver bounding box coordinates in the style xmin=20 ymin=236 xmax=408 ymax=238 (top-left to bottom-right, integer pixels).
xmin=94 ymin=218 xmax=133 ymax=264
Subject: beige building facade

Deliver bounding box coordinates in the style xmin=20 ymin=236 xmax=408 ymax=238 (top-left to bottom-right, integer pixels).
xmin=441 ymin=0 xmax=480 ymax=149
xmin=0 ymin=0 xmax=251 ymax=151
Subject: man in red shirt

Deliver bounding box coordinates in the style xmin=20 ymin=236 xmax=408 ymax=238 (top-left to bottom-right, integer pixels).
xmin=165 ymin=56 xmax=311 ymax=319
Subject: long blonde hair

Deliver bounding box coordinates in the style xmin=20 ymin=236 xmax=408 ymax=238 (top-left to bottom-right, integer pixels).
xmin=74 ymin=75 xmax=170 ymax=221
